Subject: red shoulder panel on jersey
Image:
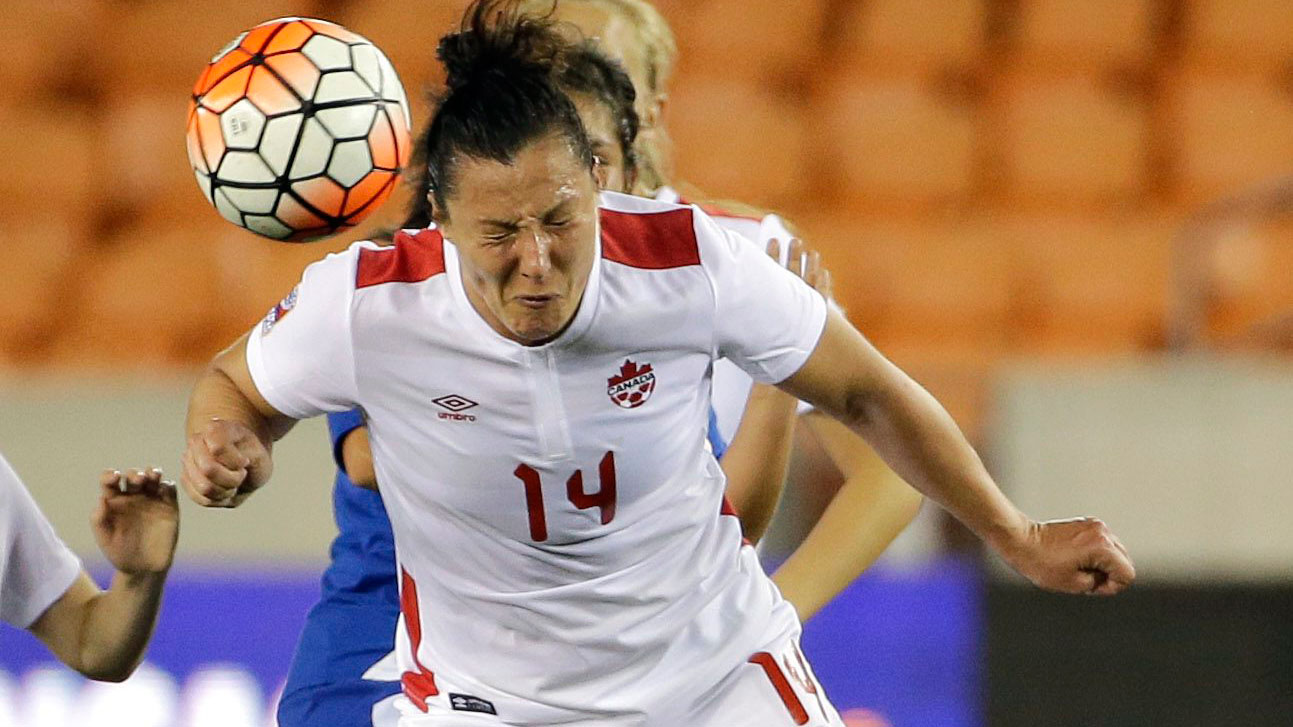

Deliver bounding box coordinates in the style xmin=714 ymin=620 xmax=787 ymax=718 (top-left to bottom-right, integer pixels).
xmin=600 ymin=207 xmax=701 ymax=270
xmin=356 ymin=228 xmax=446 ymax=289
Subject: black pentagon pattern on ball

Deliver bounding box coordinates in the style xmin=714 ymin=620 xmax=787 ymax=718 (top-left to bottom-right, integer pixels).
xmin=193 ymin=20 xmax=405 ymax=242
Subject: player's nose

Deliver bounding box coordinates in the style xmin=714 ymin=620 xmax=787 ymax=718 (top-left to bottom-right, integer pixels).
xmin=516 ymin=230 xmax=553 ymax=279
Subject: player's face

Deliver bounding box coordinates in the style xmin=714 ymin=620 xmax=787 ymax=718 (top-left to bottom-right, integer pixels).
xmin=571 ymin=92 xmax=632 ymax=193
xmin=437 ymin=132 xmax=600 ymax=346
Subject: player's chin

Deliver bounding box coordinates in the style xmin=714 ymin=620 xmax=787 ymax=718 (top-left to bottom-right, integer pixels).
xmin=505 ymin=309 xmax=566 ymax=343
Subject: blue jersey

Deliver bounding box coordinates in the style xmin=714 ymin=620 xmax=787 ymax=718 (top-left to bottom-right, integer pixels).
xmin=278 ymin=408 xmax=729 ymax=726
xmin=278 ymin=411 xmax=401 ymax=727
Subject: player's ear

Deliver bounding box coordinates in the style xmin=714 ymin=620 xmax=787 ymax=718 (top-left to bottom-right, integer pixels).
xmin=429 ymin=189 xmax=447 ymax=225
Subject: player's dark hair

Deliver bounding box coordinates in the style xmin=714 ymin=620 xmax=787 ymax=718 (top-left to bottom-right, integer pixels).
xmin=398 ymin=1 xmax=639 ymax=231
xmin=412 ymin=0 xmax=594 ymax=223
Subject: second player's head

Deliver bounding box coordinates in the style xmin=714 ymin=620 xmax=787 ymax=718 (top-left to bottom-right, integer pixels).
xmin=536 ymin=0 xmax=677 ymax=193
xmin=422 ymin=0 xmax=619 ymax=346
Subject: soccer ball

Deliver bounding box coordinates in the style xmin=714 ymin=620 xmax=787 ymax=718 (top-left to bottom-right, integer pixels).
xmin=186 ymin=18 xmax=412 ymax=242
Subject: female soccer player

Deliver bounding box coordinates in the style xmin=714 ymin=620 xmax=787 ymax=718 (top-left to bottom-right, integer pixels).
xmin=186 ymin=2 xmax=1133 ymax=725
xmin=277 ymin=26 xmax=830 ymax=727
xmin=1 ymin=457 xmax=179 ymax=682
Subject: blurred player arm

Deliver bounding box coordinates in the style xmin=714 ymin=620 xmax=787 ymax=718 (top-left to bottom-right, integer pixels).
xmin=28 ymin=469 xmax=178 ymax=682
xmin=328 ymin=411 xmax=377 ymax=490
xmin=771 ymin=413 xmax=922 ymax=620
xmin=779 ymin=310 xmax=1134 ymax=596
xmin=719 ymin=384 xmax=797 ymax=540
xmin=719 ymin=239 xmax=821 ymax=540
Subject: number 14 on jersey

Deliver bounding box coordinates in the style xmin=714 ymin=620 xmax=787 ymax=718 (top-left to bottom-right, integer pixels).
xmin=513 ymin=452 xmax=617 ymax=542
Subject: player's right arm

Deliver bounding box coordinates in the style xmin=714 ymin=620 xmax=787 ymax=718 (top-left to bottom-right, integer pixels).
xmin=182 ymin=334 xmax=294 ymax=508
xmin=183 ymin=248 xmax=362 ymax=508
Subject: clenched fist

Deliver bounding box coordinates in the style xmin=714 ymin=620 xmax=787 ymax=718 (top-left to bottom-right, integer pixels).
xmin=181 ymin=418 xmax=273 ymax=508
xmin=996 ymin=517 xmax=1135 ymax=596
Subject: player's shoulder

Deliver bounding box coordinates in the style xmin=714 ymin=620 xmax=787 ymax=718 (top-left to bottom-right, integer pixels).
xmin=352 ymin=227 xmax=447 ymax=290
xmin=597 ymin=191 xmax=702 ymax=270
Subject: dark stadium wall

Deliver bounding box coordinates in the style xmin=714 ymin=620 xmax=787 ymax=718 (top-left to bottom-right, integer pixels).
xmin=986 ymin=583 xmax=1293 ymax=726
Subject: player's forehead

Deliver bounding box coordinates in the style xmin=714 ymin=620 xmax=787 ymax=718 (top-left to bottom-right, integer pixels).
xmin=448 ymin=134 xmax=593 ymax=222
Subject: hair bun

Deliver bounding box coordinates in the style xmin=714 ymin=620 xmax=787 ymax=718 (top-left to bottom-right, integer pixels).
xmin=437 ymin=0 xmax=570 ymax=91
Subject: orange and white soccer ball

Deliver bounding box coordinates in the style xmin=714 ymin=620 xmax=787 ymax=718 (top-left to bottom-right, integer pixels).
xmin=186 ymin=18 xmax=412 ymax=242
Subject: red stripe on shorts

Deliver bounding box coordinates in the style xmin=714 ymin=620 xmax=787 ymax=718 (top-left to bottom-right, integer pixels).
xmin=400 ymin=567 xmax=439 ymax=711
xmin=749 ymin=651 xmax=809 ymax=725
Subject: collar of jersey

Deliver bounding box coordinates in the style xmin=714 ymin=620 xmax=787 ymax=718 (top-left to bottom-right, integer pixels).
xmin=440 ymin=225 xmax=604 ymax=352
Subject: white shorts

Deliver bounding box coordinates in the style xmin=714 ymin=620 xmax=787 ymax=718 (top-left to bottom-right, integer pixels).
xmin=394 ymin=630 xmax=844 ymax=727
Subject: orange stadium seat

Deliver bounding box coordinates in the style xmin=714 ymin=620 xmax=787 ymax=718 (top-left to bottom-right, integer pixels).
xmin=98 ymin=93 xmax=206 ymax=219
xmin=833 ymin=0 xmax=983 ymax=76
xmin=992 ymin=212 xmax=1174 ymax=353
xmin=0 ymin=219 xmax=83 ymax=365
xmin=0 ymin=0 xmax=104 ymax=106
xmin=0 ymin=107 xmax=97 ymax=218
xmin=666 ymin=75 xmax=812 ymax=209
xmin=814 ymin=75 xmax=979 ymax=208
xmin=792 ymin=212 xmax=1017 ymax=353
xmin=1192 ymin=216 xmax=1293 ymax=348
xmin=1172 ymin=72 xmax=1293 ymax=203
xmin=45 ymin=216 xmax=350 ymax=369
xmin=1185 ymin=0 xmax=1293 ymax=71
xmin=998 ymin=73 xmax=1149 ymax=206
xmin=1010 ymin=0 xmax=1156 ymax=72
xmin=669 ymin=0 xmax=829 ymax=81
xmin=50 ymin=222 xmax=228 ymax=368
xmin=101 ymin=0 xmax=323 ymax=93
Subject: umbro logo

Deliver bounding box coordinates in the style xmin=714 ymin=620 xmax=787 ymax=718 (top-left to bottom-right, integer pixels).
xmin=433 ymin=394 xmax=478 ymax=422
xmin=448 ymin=692 xmax=497 ymax=715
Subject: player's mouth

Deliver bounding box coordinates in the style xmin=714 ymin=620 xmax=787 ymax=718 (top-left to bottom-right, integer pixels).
xmin=514 ymin=294 xmax=559 ymax=309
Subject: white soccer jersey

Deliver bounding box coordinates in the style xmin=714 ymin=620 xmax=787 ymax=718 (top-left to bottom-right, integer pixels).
xmin=0 ymin=454 xmax=81 ymax=629
xmin=652 ymin=186 xmax=814 ymax=446
xmin=247 ymin=191 xmax=828 ymax=723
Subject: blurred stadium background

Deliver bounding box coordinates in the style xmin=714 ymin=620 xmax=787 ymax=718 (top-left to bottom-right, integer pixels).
xmin=2 ymin=0 xmax=1292 ymax=725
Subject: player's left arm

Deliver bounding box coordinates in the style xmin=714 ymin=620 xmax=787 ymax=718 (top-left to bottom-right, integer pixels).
xmin=777 ymin=310 xmax=1135 ymax=596
xmin=29 ymin=469 xmax=179 ymax=682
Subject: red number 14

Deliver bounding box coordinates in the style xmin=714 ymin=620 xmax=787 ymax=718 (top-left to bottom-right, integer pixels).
xmin=513 ymin=452 xmax=617 ymax=542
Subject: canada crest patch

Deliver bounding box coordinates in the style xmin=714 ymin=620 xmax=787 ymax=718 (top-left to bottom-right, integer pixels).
xmin=607 ymin=359 xmax=656 ymax=409
xmin=261 ymin=286 xmax=298 ymax=335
